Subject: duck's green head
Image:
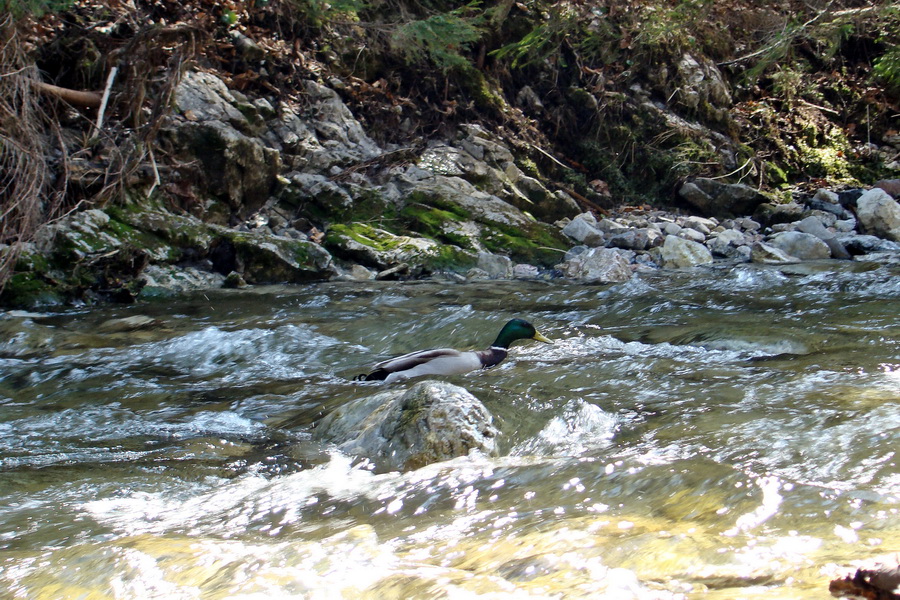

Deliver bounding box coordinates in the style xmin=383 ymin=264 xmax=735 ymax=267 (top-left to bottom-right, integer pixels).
xmin=492 ymin=318 xmax=553 ymax=349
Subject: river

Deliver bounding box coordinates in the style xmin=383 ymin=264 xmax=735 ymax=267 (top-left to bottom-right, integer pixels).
xmin=0 ymin=258 xmax=898 ymax=599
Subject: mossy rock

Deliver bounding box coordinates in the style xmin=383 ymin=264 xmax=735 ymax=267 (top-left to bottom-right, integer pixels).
xmin=0 ymin=272 xmax=64 ymax=308
xmin=325 ymin=222 xmax=475 ymax=273
xmin=222 ymin=231 xmax=337 ymax=284
xmin=479 ymin=219 xmax=569 ymax=266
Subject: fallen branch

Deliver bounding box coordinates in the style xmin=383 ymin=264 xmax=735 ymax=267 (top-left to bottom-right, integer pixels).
xmin=31 ymin=80 xmax=102 ymax=108
xmin=93 ymin=66 xmax=119 ymax=135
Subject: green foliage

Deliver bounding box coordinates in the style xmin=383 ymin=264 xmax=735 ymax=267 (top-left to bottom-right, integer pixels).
xmin=0 ymin=0 xmax=72 ymax=19
xmin=874 ymin=46 xmax=900 ymax=89
xmin=490 ymin=3 xmax=579 ymax=69
xmin=631 ymin=0 xmax=713 ymax=58
xmin=390 ymin=2 xmax=484 ymax=71
xmin=288 ymin=0 xmax=366 ymax=29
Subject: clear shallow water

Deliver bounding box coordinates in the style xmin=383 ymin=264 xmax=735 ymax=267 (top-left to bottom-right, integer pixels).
xmin=0 ymin=260 xmax=898 ymax=598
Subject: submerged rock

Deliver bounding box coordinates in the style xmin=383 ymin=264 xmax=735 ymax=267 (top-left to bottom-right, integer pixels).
xmin=313 ymin=381 xmax=499 ymax=472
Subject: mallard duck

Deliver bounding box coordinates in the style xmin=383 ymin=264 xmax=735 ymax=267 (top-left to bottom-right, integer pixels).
xmin=355 ymin=318 xmax=553 ymax=384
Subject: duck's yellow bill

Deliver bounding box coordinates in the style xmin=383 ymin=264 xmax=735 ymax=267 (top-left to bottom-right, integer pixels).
xmin=533 ymin=331 xmax=553 ymax=344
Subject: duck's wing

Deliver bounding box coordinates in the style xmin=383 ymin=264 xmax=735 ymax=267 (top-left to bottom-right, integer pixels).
xmin=356 ymin=348 xmax=468 ymax=381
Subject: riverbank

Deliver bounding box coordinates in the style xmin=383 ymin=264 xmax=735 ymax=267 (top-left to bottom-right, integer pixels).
xmin=2 ymin=68 xmax=899 ymax=308
xmin=2 ymin=1 xmax=899 ymax=308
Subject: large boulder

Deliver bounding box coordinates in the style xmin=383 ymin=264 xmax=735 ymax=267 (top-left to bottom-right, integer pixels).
xmin=767 ymin=231 xmax=832 ymax=260
xmin=555 ymin=247 xmax=632 ymax=283
xmin=167 ymin=71 xmax=281 ymax=217
xmin=856 ymin=188 xmax=900 ymax=242
xmin=678 ymin=177 xmax=768 ymax=219
xmin=752 ymin=202 xmax=804 ymax=227
xmin=313 ymin=381 xmax=499 ymax=472
xmin=655 ymin=235 xmax=714 ymax=268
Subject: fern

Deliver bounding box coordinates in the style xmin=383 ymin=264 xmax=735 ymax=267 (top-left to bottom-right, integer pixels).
xmin=391 ymin=2 xmax=484 ymax=72
xmin=874 ymin=46 xmax=900 ymax=89
xmin=0 ymin=0 xmax=72 ymax=19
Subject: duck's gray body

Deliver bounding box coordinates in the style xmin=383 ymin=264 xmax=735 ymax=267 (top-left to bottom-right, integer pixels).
xmin=360 ymin=347 xmax=507 ymax=384
xmin=355 ymin=318 xmax=551 ymax=384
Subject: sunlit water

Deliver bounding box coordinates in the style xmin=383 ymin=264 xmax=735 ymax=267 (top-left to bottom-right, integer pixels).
xmin=0 ymin=259 xmax=898 ymax=599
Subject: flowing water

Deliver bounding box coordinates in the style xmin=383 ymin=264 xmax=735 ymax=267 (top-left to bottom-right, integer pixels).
xmin=0 ymin=259 xmax=899 ymax=599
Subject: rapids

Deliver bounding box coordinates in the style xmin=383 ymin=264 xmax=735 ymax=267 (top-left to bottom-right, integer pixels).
xmin=0 ymin=259 xmax=898 ymax=599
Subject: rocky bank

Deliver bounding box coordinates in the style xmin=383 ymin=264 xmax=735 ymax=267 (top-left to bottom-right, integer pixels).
xmin=2 ymin=67 xmax=899 ymax=309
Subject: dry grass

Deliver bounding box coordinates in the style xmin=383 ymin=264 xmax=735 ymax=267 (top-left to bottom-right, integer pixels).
xmin=0 ymin=15 xmax=65 ymax=292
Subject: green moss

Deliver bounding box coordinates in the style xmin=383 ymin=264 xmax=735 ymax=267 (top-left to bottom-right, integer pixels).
xmin=325 ymin=223 xmax=406 ymax=253
xmin=420 ymin=245 xmax=477 ymax=272
xmin=480 ymin=220 xmax=568 ymax=266
xmin=400 ymin=203 xmax=474 ymax=250
xmin=0 ymin=272 xmax=63 ymax=308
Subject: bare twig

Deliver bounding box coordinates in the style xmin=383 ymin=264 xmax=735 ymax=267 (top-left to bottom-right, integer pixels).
xmin=94 ymin=66 xmax=119 ymax=135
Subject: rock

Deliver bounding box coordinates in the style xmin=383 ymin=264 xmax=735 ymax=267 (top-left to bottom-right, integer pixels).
xmin=222 ymin=271 xmax=248 ymax=288
xmin=838 ymin=188 xmax=865 ymax=210
xmin=343 ymin=264 xmax=376 ymax=281
xmin=752 ymin=202 xmax=804 ymax=226
xmin=655 ymin=235 xmax=714 ymax=268
xmin=173 ymin=71 xmax=248 ymax=127
xmin=607 ymin=228 xmax=651 ymax=251
xmin=706 ymin=229 xmax=747 ymax=258
xmin=813 ymin=188 xmax=840 ymax=205
xmin=504 ymin=165 xmax=580 ymax=221
xmin=683 ymin=215 xmax=716 ymax=235
xmin=750 ymin=242 xmax=798 ymax=264
xmin=834 ymin=218 xmax=857 ymax=232
xmin=768 ymin=231 xmax=832 ymax=260
xmin=219 ymin=230 xmax=337 ymax=283
xmin=677 ymin=227 xmax=707 ymax=243
xmin=139 ymin=264 xmax=226 ymax=292
xmin=376 ymin=263 xmax=409 ymax=280
xmin=678 ymin=178 xmax=768 ymax=218
xmin=856 ymin=188 xmax=900 ymax=242
xmin=663 ymin=222 xmax=682 ymax=236
xmin=168 ymin=119 xmax=280 ymax=217
xmin=513 ymin=263 xmax=540 ymax=279
xmin=476 ymin=252 xmax=513 ymax=278
xmin=802 ymin=208 xmax=838 ymax=227
xmin=325 ymin=224 xmax=440 ymax=271
xmin=836 ymin=234 xmax=900 ymax=256
xmin=313 ymin=381 xmax=499 ymax=472
xmin=562 ymin=213 xmax=605 ymax=246
xmin=735 ymin=217 xmax=761 ymax=232
xmin=874 ymin=178 xmax=900 ymax=198
xmin=282 ymin=172 xmax=353 ymax=214
xmin=555 ymin=247 xmax=632 ymax=283
xmin=97 ymin=315 xmax=161 ymax=334
xmin=806 ymin=198 xmax=848 ymax=218
xmin=796 ymin=216 xmax=851 ymax=259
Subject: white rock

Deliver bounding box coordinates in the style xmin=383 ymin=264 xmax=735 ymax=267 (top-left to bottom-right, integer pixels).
xmin=656 ymin=235 xmax=714 ymax=268
xmin=678 ymin=228 xmax=707 ymax=243
xmin=856 ymin=188 xmax=900 ymax=241
xmin=555 ymin=247 xmax=632 ymax=283
xmin=768 ymin=231 xmax=831 ymax=260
